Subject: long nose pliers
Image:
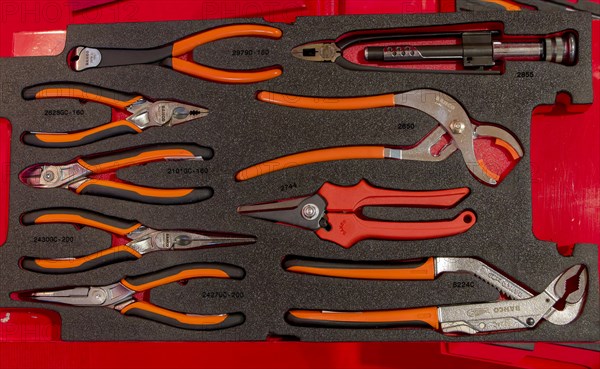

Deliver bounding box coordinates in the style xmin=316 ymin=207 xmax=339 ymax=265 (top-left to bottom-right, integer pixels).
xmin=283 ymin=256 xmax=588 ymax=335
xmin=19 ymin=207 xmax=255 ymax=274
xmin=68 ymin=24 xmax=283 ymax=84
xmin=12 ymin=263 xmax=246 ymax=330
xmin=21 ymin=82 xmax=208 ymax=148
xmin=19 ymin=143 xmax=214 ymax=205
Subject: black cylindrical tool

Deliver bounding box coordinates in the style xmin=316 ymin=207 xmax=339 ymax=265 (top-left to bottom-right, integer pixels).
xmin=364 ymin=31 xmax=577 ymax=67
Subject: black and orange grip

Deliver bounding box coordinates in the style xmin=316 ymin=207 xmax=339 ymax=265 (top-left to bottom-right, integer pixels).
xmin=20 ymin=246 xmax=142 ymax=274
xmin=22 ymin=82 xmax=142 ymax=110
xmin=21 ymin=120 xmax=142 ymax=148
xmin=20 ymin=207 xmax=141 ymax=236
xmin=75 ymin=180 xmax=213 ymax=205
xmin=77 ymin=143 xmax=213 ymax=173
xmin=235 ymin=146 xmax=385 ymax=181
xmin=283 ymin=256 xmax=436 ymax=280
xmin=120 ymin=301 xmax=245 ymax=330
xmin=257 ymin=91 xmax=396 ymax=110
xmin=286 ymin=307 xmax=440 ymax=330
xmin=121 ymin=262 xmax=245 ymax=292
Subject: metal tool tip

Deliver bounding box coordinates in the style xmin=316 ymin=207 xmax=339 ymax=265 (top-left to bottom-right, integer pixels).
xmin=18 ymin=165 xmax=44 ymax=186
xmin=556 ymin=264 xmax=588 ymax=304
xmin=10 ymin=290 xmax=37 ymax=302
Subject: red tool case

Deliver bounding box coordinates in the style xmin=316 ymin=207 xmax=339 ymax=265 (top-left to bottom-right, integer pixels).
xmin=0 ymin=1 xmax=598 ymax=368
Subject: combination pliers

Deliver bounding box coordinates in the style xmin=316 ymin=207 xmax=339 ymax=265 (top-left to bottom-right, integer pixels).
xmin=21 ymin=82 xmax=208 ymax=148
xmin=283 ymin=256 xmax=588 ymax=335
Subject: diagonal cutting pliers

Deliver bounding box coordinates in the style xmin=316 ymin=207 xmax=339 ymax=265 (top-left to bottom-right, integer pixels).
xmin=19 ymin=143 xmax=214 ymax=205
xmin=237 ymin=180 xmax=475 ymax=248
xmin=237 ymin=89 xmax=524 ymax=186
xmin=19 ymin=207 xmax=256 ymax=274
xmin=283 ymin=256 xmax=588 ymax=334
xmin=12 ymin=263 xmax=246 ymax=330
xmin=21 ymin=82 xmax=208 ymax=148
xmin=68 ymin=24 xmax=283 ymax=84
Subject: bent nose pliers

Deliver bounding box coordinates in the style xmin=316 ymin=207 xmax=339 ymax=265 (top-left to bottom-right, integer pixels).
xmin=12 ymin=263 xmax=246 ymax=330
xmin=19 ymin=207 xmax=256 ymax=274
xmin=21 ymin=82 xmax=208 ymax=148
xmin=68 ymin=24 xmax=283 ymax=84
xmin=237 ymin=89 xmax=524 ymax=186
xmin=283 ymin=256 xmax=588 ymax=335
xmin=238 ymin=179 xmax=475 ymax=248
xmin=19 ymin=143 xmax=214 ymax=205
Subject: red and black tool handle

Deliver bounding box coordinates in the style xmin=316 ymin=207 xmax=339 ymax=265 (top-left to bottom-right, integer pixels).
xmin=318 ymin=210 xmax=476 ymax=248
xmin=286 ymin=307 xmax=440 ymax=330
xmin=119 ymin=263 xmax=246 ymax=330
xmin=319 ymin=180 xmax=470 ymax=211
xmin=21 ymin=82 xmax=145 ymax=148
xmin=74 ymin=143 xmax=214 ymax=204
xmin=283 ymin=256 xmax=436 ymax=280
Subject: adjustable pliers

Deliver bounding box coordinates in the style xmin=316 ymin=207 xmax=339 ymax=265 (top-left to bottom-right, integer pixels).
xmin=13 ymin=263 xmax=246 ymax=330
xmin=238 ymin=180 xmax=475 ymax=248
xmin=19 ymin=207 xmax=255 ymax=274
xmin=237 ymin=89 xmax=524 ymax=186
xmin=283 ymin=256 xmax=588 ymax=335
xmin=19 ymin=143 xmax=214 ymax=205
xmin=21 ymin=82 xmax=208 ymax=148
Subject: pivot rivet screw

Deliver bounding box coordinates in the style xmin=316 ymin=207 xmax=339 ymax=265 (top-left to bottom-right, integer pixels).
xmin=301 ymin=204 xmax=319 ymax=220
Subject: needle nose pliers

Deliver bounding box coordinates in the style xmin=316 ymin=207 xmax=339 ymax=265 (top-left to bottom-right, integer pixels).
xmin=237 ymin=89 xmax=524 ymax=186
xmin=68 ymin=24 xmax=283 ymax=84
xmin=12 ymin=263 xmax=246 ymax=330
xmin=19 ymin=207 xmax=256 ymax=274
xmin=283 ymin=256 xmax=588 ymax=334
xmin=19 ymin=143 xmax=214 ymax=205
xmin=21 ymin=82 xmax=208 ymax=148
xmin=238 ymin=180 xmax=475 ymax=248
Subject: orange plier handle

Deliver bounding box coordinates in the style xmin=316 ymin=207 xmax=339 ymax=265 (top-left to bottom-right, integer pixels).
xmin=118 ymin=263 xmax=246 ymax=330
xmin=21 ymin=82 xmax=145 ymax=148
xmin=19 ymin=207 xmax=144 ymax=274
xmin=74 ymin=143 xmax=214 ymax=205
xmin=286 ymin=307 xmax=440 ymax=330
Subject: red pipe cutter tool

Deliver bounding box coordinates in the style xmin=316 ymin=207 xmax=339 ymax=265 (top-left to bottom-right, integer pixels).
xmin=237 ymin=180 xmax=475 ymax=248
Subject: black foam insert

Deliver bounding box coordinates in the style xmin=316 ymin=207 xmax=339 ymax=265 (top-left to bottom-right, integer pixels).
xmin=0 ymin=12 xmax=597 ymax=342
